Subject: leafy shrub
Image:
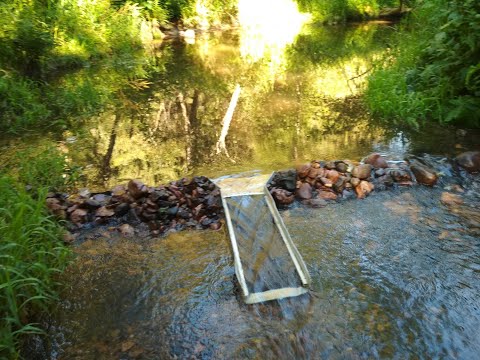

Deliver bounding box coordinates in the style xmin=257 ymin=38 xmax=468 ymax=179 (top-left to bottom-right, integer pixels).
xmin=366 ymin=0 xmax=480 ymax=127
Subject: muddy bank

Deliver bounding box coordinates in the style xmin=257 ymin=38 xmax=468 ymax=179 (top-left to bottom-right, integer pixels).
xmin=46 ymin=151 xmax=480 ymax=241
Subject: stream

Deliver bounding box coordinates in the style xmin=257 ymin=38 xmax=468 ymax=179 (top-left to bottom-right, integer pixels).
xmin=9 ymin=20 xmax=479 ymax=359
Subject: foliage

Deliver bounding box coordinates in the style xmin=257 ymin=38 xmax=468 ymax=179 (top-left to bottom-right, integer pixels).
xmin=366 ymin=0 xmax=480 ymax=127
xmin=0 ymin=147 xmax=73 ymax=358
xmin=296 ymin=0 xmax=400 ymax=22
xmin=8 ymin=146 xmax=82 ymax=192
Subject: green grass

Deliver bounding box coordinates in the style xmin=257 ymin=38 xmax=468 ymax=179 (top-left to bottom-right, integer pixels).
xmin=0 ymin=148 xmax=74 ymax=359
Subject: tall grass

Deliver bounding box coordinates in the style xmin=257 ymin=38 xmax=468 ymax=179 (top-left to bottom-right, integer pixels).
xmin=0 ymin=148 xmax=73 ymax=358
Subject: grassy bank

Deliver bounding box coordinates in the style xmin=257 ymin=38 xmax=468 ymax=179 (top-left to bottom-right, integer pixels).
xmin=365 ymin=0 xmax=480 ymax=128
xmin=0 ymin=147 xmax=76 ymax=358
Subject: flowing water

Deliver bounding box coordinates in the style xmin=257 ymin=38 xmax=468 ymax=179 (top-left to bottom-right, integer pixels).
xmin=41 ymin=170 xmax=480 ymax=359
xmin=9 ymin=20 xmax=479 ymax=359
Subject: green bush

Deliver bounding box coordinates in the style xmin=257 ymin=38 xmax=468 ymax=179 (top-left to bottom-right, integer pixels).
xmin=366 ymin=0 xmax=480 ymax=127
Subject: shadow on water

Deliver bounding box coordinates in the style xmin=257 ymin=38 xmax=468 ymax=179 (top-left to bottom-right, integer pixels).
xmin=40 ymin=165 xmax=480 ymax=359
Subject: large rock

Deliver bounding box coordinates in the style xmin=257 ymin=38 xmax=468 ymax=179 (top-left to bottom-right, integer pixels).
xmin=355 ymin=181 xmax=374 ymax=199
xmin=271 ymin=188 xmax=295 ymax=206
xmin=389 ymin=169 xmax=412 ymax=182
xmin=326 ymin=170 xmax=340 ymax=183
xmin=456 ymin=151 xmax=480 ymax=173
xmin=70 ymin=208 xmax=88 ymax=225
xmin=128 ymin=179 xmax=148 ymax=199
xmin=296 ymin=163 xmax=311 ymax=179
xmin=271 ymin=170 xmax=297 ymax=191
xmin=363 ymin=153 xmax=389 ymax=168
xmin=296 ymin=182 xmax=313 ymax=200
xmin=351 ymin=164 xmax=373 ymax=180
xmin=409 ymin=160 xmax=438 ymax=186
xmin=317 ymin=191 xmax=337 ymax=201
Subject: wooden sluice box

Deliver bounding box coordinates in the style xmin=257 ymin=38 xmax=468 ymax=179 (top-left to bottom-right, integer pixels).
xmin=215 ymin=173 xmax=311 ymax=304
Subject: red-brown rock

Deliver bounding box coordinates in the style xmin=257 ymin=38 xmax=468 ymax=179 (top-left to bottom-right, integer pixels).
xmin=271 ymin=188 xmax=295 ymax=206
xmin=355 ymin=181 xmax=374 ymax=199
xmin=128 ymin=179 xmax=148 ymax=199
xmin=440 ymin=192 xmax=463 ymax=206
xmin=363 ymin=153 xmax=389 ymax=168
xmin=296 ymin=163 xmax=311 ymax=179
xmin=317 ymin=191 xmax=337 ymax=201
xmin=326 ymin=170 xmax=340 ymax=183
xmin=95 ymin=206 xmax=115 ymax=217
xmin=352 ymin=164 xmax=373 ymax=180
xmin=296 ymin=182 xmax=313 ymax=200
xmin=409 ymin=160 xmax=438 ymax=186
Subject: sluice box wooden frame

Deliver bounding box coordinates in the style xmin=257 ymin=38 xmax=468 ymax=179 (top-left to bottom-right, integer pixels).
xmin=215 ymin=173 xmax=311 ymax=304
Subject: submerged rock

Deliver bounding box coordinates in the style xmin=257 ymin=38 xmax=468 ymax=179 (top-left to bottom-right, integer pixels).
xmin=310 ymin=198 xmax=328 ymax=208
xmin=409 ymin=160 xmax=438 ymax=186
xmin=119 ymin=223 xmax=135 ymax=237
xmin=456 ymin=151 xmax=480 ymax=173
xmin=440 ymin=192 xmax=463 ymax=206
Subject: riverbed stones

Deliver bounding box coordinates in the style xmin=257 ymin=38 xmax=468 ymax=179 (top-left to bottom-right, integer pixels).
xmin=51 ymin=152 xmax=471 ymax=240
xmin=326 ymin=169 xmax=340 ymax=183
xmin=440 ymin=192 xmax=464 ymax=206
xmin=352 ymin=164 xmax=373 ymax=180
xmin=335 ymin=161 xmax=348 ymax=173
xmin=363 ymin=153 xmax=389 ymax=168
xmin=388 ymin=169 xmax=412 ymax=183
xmin=455 ymin=151 xmax=480 ymax=173
xmin=119 ymin=223 xmax=135 ymax=237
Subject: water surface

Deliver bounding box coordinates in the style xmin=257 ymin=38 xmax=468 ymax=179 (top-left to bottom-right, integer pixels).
xmin=45 ymin=171 xmax=480 ymax=359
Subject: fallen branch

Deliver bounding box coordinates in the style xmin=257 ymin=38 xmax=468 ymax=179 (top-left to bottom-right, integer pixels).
xmin=216 ymin=84 xmax=241 ymax=160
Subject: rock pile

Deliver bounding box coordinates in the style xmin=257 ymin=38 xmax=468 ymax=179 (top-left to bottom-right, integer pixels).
xmin=47 ymin=151 xmax=478 ymax=238
xmin=46 ymin=176 xmax=223 ymax=237
xmin=268 ymin=153 xmax=440 ymax=208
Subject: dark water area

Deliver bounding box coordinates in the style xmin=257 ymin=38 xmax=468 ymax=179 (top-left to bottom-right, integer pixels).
xmin=41 ymin=169 xmax=480 ymax=359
